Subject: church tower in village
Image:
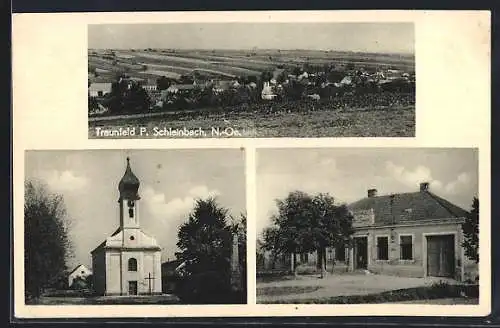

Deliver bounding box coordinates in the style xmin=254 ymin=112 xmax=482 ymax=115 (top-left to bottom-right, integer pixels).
xmin=91 ymin=157 xmax=162 ymax=296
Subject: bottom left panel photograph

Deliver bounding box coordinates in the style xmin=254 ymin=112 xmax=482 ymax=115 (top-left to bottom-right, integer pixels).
xmin=22 ymin=148 xmax=247 ymax=305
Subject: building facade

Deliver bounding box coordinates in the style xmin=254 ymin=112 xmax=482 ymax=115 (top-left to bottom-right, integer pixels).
xmin=68 ymin=264 xmax=92 ymax=288
xmin=88 ymin=82 xmax=112 ymax=97
xmin=343 ymin=182 xmax=477 ymax=281
xmin=91 ymin=158 xmax=162 ymax=296
xmin=263 ymin=182 xmax=478 ymax=282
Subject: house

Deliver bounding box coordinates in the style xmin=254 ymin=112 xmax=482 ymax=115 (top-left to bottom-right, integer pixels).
xmin=161 ymin=259 xmax=183 ymax=293
xmin=213 ymin=80 xmax=237 ymax=94
xmin=89 ymin=82 xmax=112 ymax=97
xmin=143 ymin=84 xmax=158 ymax=92
xmin=291 ymin=182 xmax=478 ymax=282
xmin=333 ymin=76 xmax=353 ymax=88
xmin=166 ymin=84 xmax=196 ymax=94
xmin=261 ymin=81 xmax=277 ymax=100
xmin=68 ymin=264 xmax=92 ymax=288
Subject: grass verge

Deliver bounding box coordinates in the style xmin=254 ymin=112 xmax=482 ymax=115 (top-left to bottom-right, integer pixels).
xmin=260 ymin=282 xmax=479 ymax=304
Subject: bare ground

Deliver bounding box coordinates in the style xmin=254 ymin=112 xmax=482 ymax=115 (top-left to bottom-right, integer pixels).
xmin=257 ymin=274 xmax=459 ymax=303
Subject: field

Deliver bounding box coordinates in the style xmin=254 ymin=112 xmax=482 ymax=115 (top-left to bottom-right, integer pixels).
xmin=89 ymin=105 xmax=415 ymax=138
xmin=88 ymin=48 xmax=415 ymax=82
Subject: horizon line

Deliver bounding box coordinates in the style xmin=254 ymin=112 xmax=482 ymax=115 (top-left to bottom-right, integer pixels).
xmin=88 ymin=47 xmax=415 ymax=56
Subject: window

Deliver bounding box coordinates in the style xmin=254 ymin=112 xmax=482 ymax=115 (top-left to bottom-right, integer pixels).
xmin=377 ymin=236 xmax=389 ymax=260
xmin=300 ymin=253 xmax=308 ymax=263
xmin=128 ymin=258 xmax=137 ymax=271
xmin=335 ymin=245 xmax=346 ymax=262
xmin=128 ymin=201 xmax=135 ymax=218
xmin=400 ymin=235 xmax=413 ymax=260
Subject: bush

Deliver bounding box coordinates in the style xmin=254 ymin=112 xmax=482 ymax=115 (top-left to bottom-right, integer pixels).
xmin=43 ymin=289 xmax=95 ymax=298
xmin=174 ymin=271 xmax=235 ymax=304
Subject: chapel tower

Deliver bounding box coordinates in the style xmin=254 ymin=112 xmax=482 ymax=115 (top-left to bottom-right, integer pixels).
xmin=91 ymin=157 xmax=163 ymax=296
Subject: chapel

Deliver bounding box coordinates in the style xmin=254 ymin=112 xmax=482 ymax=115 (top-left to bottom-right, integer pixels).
xmin=91 ymin=157 xmax=162 ymax=296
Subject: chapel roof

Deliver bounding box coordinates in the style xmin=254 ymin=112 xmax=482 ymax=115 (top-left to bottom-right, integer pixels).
xmin=118 ymin=157 xmax=140 ymax=200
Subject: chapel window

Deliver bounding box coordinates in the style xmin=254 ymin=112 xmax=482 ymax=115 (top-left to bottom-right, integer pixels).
xmin=128 ymin=258 xmax=137 ymax=271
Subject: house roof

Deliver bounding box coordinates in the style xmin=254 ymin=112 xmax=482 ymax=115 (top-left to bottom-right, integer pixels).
xmin=68 ymin=264 xmax=91 ymax=276
xmin=169 ymin=84 xmax=196 ymax=91
xmin=348 ymin=190 xmax=469 ymax=226
xmin=161 ymin=259 xmax=183 ymax=270
xmin=214 ymin=80 xmax=234 ymax=90
xmin=88 ymin=82 xmax=112 ymax=92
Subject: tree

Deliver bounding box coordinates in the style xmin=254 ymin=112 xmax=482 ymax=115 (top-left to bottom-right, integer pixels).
xmin=261 ymin=70 xmax=273 ymax=83
xmin=24 ymin=180 xmax=73 ymax=300
xmin=263 ymin=191 xmax=354 ymax=277
xmin=104 ymin=78 xmax=151 ymax=114
xmin=462 ymin=197 xmax=479 ymax=263
xmin=175 ymin=197 xmax=234 ymax=303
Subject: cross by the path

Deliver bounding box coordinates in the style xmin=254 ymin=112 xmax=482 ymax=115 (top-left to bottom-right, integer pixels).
xmin=144 ymin=272 xmax=155 ymax=295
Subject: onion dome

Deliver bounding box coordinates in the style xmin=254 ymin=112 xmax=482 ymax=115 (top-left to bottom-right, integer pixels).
xmin=118 ymin=157 xmax=140 ymax=200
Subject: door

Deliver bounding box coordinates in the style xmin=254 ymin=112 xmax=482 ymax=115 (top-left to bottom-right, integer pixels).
xmin=427 ymin=235 xmax=455 ymax=277
xmin=354 ymin=237 xmax=368 ymax=269
xmin=128 ymin=281 xmax=138 ymax=295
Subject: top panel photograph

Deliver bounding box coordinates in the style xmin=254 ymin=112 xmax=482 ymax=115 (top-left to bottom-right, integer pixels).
xmin=88 ymin=22 xmax=415 ymax=139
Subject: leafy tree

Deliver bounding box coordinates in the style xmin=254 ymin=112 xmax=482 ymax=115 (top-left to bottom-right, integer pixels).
xmin=263 ymin=191 xmax=354 ymax=277
xmin=24 ymin=180 xmax=73 ymax=300
xmin=175 ymin=197 xmax=234 ymax=303
xmin=104 ymin=78 xmax=151 ymax=114
xmin=462 ymin=197 xmax=479 ymax=263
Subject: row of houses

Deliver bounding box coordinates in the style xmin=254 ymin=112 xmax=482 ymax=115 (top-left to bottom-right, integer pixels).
xmin=258 ymin=182 xmax=478 ymax=282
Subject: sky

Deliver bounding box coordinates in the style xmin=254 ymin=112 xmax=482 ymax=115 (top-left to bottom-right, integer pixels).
xmin=24 ymin=149 xmax=246 ymax=270
xmin=256 ymin=148 xmax=479 ymax=237
xmin=88 ymin=23 xmax=414 ymax=54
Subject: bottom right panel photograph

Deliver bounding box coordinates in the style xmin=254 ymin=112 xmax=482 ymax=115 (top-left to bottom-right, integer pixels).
xmin=256 ymin=147 xmax=480 ymax=305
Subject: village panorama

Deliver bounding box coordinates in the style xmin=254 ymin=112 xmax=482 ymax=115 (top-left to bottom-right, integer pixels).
xmin=88 ymin=48 xmax=415 ymax=138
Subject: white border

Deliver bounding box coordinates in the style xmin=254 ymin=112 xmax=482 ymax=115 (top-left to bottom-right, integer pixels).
xmin=12 ymin=10 xmax=491 ymax=318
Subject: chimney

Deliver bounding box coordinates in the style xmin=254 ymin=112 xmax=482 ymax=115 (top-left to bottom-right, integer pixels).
xmin=420 ymin=182 xmax=430 ymax=192
xmin=367 ymin=189 xmax=378 ymax=198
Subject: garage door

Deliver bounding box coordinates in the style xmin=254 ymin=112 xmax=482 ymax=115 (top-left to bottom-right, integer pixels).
xmin=427 ymin=234 xmax=455 ymax=278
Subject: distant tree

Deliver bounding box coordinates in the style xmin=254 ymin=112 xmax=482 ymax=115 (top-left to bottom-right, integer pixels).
xmin=104 ymin=79 xmax=151 ymax=114
xmin=24 ymin=180 xmax=73 ymax=300
xmin=156 ymin=76 xmax=172 ymax=91
xmin=462 ymin=197 xmax=479 ymax=263
xmin=261 ymin=70 xmax=273 ymax=82
xmin=291 ymin=66 xmax=302 ymax=76
xmin=327 ymin=70 xmax=344 ymax=83
xmin=179 ymin=74 xmax=194 ymax=85
xmin=276 ymin=72 xmax=287 ymax=84
xmin=284 ymin=80 xmax=305 ymax=101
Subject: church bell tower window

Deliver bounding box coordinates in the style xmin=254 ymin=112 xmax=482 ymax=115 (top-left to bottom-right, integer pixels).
xmin=128 ymin=200 xmax=135 ymax=218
